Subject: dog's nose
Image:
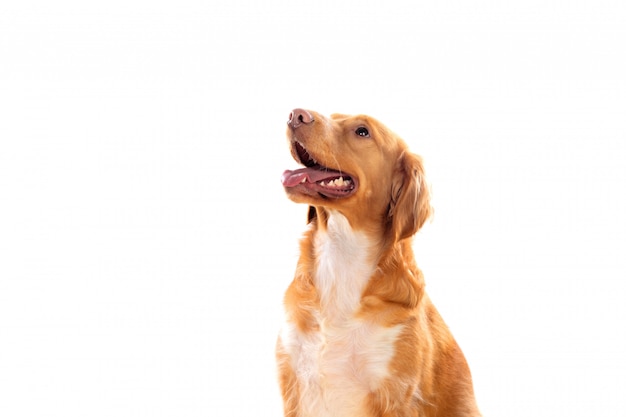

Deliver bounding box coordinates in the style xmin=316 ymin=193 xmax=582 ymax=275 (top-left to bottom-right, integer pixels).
xmin=288 ymin=108 xmax=314 ymax=129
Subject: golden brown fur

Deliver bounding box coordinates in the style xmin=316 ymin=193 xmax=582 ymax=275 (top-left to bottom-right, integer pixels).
xmin=277 ymin=109 xmax=480 ymax=417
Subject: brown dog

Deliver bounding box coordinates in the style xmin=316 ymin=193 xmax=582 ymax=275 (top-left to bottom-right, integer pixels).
xmin=277 ymin=109 xmax=480 ymax=417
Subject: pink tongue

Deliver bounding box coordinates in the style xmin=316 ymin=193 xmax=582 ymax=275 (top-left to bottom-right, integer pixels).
xmin=281 ymin=168 xmax=343 ymax=187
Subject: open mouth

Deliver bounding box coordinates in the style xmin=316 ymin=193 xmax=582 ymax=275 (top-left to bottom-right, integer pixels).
xmin=281 ymin=141 xmax=358 ymax=198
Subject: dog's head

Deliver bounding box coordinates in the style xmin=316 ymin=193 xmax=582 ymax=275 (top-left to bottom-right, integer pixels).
xmin=282 ymin=109 xmax=432 ymax=241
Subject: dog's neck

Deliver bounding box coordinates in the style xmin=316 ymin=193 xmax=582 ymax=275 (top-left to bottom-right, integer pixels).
xmin=311 ymin=210 xmax=377 ymax=322
xmin=306 ymin=206 xmax=424 ymax=319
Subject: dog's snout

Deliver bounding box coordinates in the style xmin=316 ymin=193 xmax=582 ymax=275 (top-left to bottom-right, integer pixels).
xmin=288 ymin=108 xmax=314 ymax=129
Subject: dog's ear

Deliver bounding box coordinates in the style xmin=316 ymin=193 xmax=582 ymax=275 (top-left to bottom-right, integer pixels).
xmin=388 ymin=152 xmax=433 ymax=241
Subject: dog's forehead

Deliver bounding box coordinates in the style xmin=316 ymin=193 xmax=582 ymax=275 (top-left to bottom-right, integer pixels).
xmin=330 ymin=113 xmax=378 ymax=125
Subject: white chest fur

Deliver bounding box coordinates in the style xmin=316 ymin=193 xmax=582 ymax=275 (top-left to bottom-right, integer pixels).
xmin=281 ymin=213 xmax=402 ymax=417
xmin=313 ymin=213 xmax=374 ymax=322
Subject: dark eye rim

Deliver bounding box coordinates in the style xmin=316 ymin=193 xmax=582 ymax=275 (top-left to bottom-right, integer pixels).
xmin=355 ymin=126 xmax=370 ymax=138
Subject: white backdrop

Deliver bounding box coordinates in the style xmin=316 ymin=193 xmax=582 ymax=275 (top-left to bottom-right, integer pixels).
xmin=1 ymin=1 xmax=625 ymax=416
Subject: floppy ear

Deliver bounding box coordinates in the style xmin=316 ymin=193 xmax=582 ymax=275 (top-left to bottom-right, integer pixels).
xmin=388 ymin=152 xmax=433 ymax=241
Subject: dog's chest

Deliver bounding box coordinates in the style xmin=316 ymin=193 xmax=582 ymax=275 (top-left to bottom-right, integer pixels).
xmin=284 ymin=319 xmax=402 ymax=417
xmin=282 ymin=214 xmax=402 ymax=416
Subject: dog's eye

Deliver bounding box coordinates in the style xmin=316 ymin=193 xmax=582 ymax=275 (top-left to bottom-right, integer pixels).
xmin=355 ymin=127 xmax=370 ymax=138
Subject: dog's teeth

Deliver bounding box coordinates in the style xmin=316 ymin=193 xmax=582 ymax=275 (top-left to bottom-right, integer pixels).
xmin=301 ymin=177 xmax=307 ymax=183
xmin=320 ymin=177 xmax=352 ymax=188
xmin=318 ymin=177 xmax=352 ymax=188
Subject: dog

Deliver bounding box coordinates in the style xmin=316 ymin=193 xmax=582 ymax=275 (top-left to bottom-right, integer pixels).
xmin=276 ymin=109 xmax=480 ymax=417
